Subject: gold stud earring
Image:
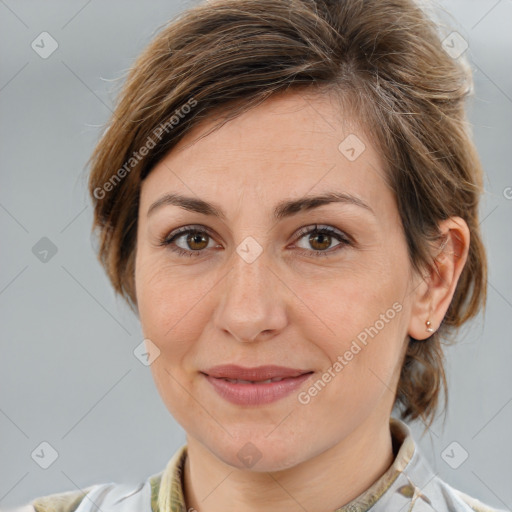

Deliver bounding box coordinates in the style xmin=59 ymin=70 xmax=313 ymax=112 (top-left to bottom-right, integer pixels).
xmin=425 ymin=320 xmax=434 ymax=333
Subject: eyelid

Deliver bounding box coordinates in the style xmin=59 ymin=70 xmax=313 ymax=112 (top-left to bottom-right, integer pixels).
xmin=162 ymin=224 xmax=217 ymax=243
xmin=291 ymin=224 xmax=352 ymax=245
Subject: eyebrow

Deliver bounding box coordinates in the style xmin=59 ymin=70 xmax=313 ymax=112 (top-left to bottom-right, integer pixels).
xmin=146 ymin=191 xmax=374 ymax=220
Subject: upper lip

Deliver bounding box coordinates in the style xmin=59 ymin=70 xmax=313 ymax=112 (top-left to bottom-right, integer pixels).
xmin=203 ymin=365 xmax=313 ymax=381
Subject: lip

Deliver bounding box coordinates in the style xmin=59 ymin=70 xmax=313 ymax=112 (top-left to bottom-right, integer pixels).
xmin=202 ymin=365 xmax=314 ymax=405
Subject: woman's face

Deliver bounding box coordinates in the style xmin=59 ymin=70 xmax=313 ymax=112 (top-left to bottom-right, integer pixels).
xmin=135 ymin=91 xmax=421 ymax=471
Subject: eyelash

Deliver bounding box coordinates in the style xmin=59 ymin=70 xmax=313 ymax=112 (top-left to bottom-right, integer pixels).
xmin=159 ymin=224 xmax=352 ymax=258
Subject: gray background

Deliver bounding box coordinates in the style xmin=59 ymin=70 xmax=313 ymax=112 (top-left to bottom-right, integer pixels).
xmin=1 ymin=0 xmax=511 ymax=510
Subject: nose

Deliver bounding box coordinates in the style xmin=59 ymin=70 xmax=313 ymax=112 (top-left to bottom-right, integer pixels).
xmin=212 ymin=248 xmax=288 ymax=343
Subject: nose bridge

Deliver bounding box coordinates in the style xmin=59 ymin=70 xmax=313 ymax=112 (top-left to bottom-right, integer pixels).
xmin=213 ymin=246 xmax=287 ymax=342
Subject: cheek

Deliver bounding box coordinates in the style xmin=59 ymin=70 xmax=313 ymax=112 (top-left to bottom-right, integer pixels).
xmin=135 ymin=250 xmax=214 ymax=340
xmin=294 ymin=260 xmax=408 ymax=398
xmin=134 ymin=252 xmax=220 ymax=419
xmin=136 ymin=257 xmax=207 ymax=420
xmin=298 ymin=305 xmax=406 ymax=426
xmin=297 ymin=259 xmax=407 ymax=344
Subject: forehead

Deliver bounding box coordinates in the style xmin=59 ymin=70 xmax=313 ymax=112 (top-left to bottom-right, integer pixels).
xmin=140 ymin=91 xmax=391 ymax=217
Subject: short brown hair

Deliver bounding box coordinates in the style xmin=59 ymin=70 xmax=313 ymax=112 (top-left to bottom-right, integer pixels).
xmin=88 ymin=0 xmax=487 ymax=426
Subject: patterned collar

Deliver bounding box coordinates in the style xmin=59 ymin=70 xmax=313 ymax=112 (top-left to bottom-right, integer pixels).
xmin=151 ymin=417 xmax=418 ymax=512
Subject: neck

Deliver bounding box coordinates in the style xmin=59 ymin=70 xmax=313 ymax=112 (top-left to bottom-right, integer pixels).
xmin=183 ymin=413 xmax=395 ymax=512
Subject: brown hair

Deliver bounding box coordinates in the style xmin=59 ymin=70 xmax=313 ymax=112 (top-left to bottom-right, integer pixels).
xmin=88 ymin=0 xmax=487 ymax=427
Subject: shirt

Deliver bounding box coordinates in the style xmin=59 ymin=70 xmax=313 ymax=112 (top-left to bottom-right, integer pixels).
xmin=19 ymin=418 xmax=508 ymax=512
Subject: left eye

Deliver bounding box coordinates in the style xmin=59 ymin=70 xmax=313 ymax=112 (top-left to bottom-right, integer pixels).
xmin=293 ymin=225 xmax=351 ymax=256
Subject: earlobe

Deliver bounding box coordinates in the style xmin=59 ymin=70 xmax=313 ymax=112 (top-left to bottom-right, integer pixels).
xmin=408 ymin=217 xmax=470 ymax=341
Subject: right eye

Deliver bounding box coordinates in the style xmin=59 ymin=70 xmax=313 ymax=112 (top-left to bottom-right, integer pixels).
xmin=160 ymin=225 xmax=220 ymax=257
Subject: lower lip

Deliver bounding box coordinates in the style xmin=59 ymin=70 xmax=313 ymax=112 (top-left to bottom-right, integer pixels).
xmin=203 ymin=373 xmax=313 ymax=405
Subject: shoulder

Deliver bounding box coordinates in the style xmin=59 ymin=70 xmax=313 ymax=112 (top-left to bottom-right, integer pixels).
xmin=27 ymin=485 xmax=95 ymax=512
xmin=26 ymin=473 xmax=163 ymax=512
xmin=388 ymin=420 xmax=508 ymax=512
xmin=424 ymin=472 xmax=509 ymax=512
xmin=449 ymin=484 xmax=509 ymax=512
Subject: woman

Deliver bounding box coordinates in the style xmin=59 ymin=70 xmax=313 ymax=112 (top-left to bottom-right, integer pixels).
xmin=21 ymin=0 xmax=507 ymax=511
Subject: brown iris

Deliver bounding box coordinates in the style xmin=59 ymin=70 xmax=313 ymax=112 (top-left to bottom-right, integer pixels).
xmin=308 ymin=232 xmax=332 ymax=251
xmin=187 ymin=232 xmax=209 ymax=250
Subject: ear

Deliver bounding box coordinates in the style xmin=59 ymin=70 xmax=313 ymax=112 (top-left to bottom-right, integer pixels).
xmin=408 ymin=217 xmax=470 ymax=340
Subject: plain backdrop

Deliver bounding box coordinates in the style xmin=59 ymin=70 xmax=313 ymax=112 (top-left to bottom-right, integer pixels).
xmin=1 ymin=0 xmax=511 ymax=510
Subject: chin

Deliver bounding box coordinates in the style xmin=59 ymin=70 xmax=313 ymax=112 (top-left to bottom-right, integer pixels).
xmin=221 ymin=447 xmax=304 ymax=473
xmin=204 ymin=431 xmax=310 ymax=473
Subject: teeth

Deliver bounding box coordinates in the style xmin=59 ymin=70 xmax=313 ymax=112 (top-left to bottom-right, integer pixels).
xmin=222 ymin=377 xmax=286 ymax=384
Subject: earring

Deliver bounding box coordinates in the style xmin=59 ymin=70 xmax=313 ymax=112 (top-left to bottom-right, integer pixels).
xmin=425 ymin=320 xmax=434 ymax=333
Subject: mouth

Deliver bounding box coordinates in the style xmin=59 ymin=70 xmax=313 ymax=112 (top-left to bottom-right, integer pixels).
xmin=201 ymin=365 xmax=314 ymax=405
